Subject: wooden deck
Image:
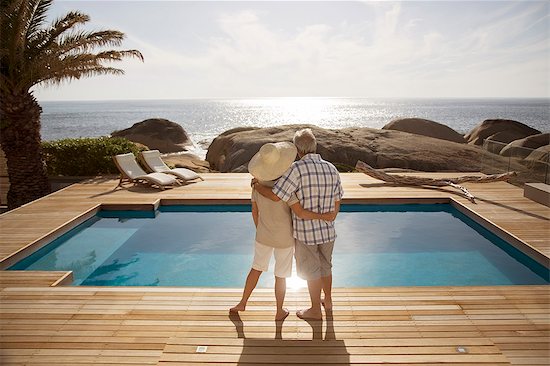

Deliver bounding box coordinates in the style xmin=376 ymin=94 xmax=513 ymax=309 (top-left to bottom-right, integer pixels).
xmin=0 ymin=173 xmax=549 ymax=365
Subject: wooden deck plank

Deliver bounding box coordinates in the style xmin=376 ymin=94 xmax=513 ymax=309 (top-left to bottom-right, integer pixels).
xmin=0 ymin=271 xmax=73 ymax=288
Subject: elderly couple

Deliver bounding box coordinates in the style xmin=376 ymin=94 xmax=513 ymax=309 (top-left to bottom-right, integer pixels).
xmin=229 ymin=128 xmax=343 ymax=321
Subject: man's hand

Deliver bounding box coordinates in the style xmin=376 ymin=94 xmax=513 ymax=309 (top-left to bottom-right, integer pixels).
xmin=290 ymin=203 xmax=338 ymax=221
xmin=319 ymin=211 xmax=338 ymax=221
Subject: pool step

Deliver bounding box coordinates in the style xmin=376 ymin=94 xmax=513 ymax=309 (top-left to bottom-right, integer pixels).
xmin=524 ymin=183 xmax=550 ymax=207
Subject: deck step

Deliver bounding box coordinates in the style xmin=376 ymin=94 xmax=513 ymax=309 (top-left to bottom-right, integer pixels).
xmin=524 ymin=183 xmax=550 ymax=207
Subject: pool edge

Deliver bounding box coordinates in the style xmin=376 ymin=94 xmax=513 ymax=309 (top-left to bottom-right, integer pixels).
xmin=5 ymin=198 xmax=548 ymax=285
xmin=450 ymin=198 xmax=550 ymax=270
xmin=0 ymin=205 xmax=101 ymax=270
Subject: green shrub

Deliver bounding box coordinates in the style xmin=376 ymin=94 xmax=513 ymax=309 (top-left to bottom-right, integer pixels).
xmin=42 ymin=137 xmax=145 ymax=176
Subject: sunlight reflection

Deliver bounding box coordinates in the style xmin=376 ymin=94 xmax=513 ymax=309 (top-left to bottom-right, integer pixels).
xmin=241 ymin=97 xmax=337 ymax=124
xmin=278 ymin=97 xmax=331 ymax=122
xmin=287 ymin=269 xmax=307 ymax=290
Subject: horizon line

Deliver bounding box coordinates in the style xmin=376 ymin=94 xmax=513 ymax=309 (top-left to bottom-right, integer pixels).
xmin=37 ymin=96 xmax=550 ymax=103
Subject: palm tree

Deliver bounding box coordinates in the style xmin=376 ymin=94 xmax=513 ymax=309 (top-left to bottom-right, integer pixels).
xmin=0 ymin=0 xmax=143 ymax=209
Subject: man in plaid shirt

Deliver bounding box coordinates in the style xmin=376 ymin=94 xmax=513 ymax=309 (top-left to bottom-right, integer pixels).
xmin=254 ymin=128 xmax=343 ymax=320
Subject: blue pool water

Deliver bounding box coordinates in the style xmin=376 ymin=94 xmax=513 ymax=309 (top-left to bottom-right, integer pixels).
xmin=9 ymin=204 xmax=549 ymax=287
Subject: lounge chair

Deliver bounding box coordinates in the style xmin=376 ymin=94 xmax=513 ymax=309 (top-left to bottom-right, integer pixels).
xmin=140 ymin=150 xmax=203 ymax=182
xmin=113 ymin=153 xmax=178 ymax=189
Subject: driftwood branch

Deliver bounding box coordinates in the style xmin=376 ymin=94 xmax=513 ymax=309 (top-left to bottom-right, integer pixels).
xmin=355 ymin=160 xmax=516 ymax=203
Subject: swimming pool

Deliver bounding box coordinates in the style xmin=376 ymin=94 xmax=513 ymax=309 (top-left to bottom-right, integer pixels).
xmin=8 ymin=204 xmax=549 ymax=287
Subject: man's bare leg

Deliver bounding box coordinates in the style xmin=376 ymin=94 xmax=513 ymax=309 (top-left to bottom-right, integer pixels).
xmin=297 ymin=277 xmax=323 ymax=320
xmin=230 ymin=268 xmax=262 ymax=313
xmin=274 ymin=276 xmax=289 ymax=321
xmin=321 ymin=274 xmax=333 ymax=310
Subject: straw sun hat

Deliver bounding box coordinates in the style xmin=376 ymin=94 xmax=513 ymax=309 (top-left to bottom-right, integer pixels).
xmin=248 ymin=142 xmax=297 ymax=182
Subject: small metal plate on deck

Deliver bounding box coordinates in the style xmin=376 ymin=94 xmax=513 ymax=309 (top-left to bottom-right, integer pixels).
xmin=456 ymin=346 xmax=468 ymax=353
xmin=196 ymin=346 xmax=208 ymax=353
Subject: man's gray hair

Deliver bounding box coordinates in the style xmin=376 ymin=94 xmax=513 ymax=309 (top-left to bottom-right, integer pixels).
xmin=293 ymin=128 xmax=317 ymax=155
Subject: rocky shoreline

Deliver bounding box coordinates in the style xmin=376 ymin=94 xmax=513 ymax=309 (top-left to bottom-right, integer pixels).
xmin=115 ymin=118 xmax=549 ymax=177
xmin=3 ymin=117 xmax=546 ymax=208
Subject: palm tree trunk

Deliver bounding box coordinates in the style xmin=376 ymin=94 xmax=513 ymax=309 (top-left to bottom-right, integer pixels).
xmin=0 ymin=91 xmax=50 ymax=209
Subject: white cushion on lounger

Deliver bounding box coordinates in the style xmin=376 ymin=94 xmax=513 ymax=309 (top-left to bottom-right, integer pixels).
xmin=115 ymin=153 xmax=150 ymax=179
xmin=164 ymin=167 xmax=201 ymax=181
xmin=114 ymin=153 xmax=177 ymax=187
xmin=141 ymin=150 xmax=202 ymax=181
xmin=135 ymin=172 xmax=178 ymax=186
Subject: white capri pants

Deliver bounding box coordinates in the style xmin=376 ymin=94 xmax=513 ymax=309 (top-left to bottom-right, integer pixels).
xmin=252 ymin=241 xmax=294 ymax=278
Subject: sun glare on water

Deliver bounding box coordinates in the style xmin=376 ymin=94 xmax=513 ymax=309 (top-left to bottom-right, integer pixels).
xmin=240 ymin=97 xmax=340 ymax=126
xmin=273 ymin=97 xmax=333 ymax=122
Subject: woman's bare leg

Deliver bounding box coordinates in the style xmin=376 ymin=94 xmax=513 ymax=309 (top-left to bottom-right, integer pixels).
xmin=274 ymin=276 xmax=289 ymax=321
xmin=230 ymin=268 xmax=262 ymax=313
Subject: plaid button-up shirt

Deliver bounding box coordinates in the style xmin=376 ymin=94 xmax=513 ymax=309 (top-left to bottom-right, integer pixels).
xmin=273 ymin=154 xmax=344 ymax=245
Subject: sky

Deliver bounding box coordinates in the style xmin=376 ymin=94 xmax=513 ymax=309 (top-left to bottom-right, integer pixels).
xmin=33 ymin=0 xmax=550 ymax=101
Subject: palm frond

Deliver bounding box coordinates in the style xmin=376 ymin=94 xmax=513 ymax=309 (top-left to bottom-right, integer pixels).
xmin=1 ymin=0 xmax=143 ymax=93
xmin=25 ymin=0 xmax=53 ymax=40
xmin=39 ymin=66 xmax=126 ymax=86
xmin=1 ymin=0 xmax=28 ymax=62
xmin=94 ymin=49 xmax=144 ymax=63
xmin=1 ymin=0 xmax=49 ymax=53
xmin=32 ymin=48 xmax=141 ymax=86
xmin=56 ymin=30 xmax=125 ymax=54
xmin=32 ymin=11 xmax=90 ymax=54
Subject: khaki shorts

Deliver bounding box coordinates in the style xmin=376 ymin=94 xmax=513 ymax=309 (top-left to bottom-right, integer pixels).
xmin=295 ymin=240 xmax=334 ymax=281
xmin=252 ymin=241 xmax=294 ymax=278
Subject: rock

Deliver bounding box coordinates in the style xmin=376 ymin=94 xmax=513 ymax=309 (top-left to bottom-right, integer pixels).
xmin=206 ymin=124 xmax=505 ymax=173
xmin=522 ymin=145 xmax=550 ymax=183
xmin=382 ymin=118 xmax=465 ymax=143
xmin=162 ymin=152 xmax=211 ymax=173
xmin=111 ymin=118 xmax=193 ymax=153
xmin=525 ymin=145 xmax=550 ymax=162
xmin=488 ymin=130 xmax=530 ymax=144
xmin=484 ymin=131 xmax=526 ymax=154
xmin=465 ymin=119 xmax=540 ymax=146
xmin=500 ymin=133 xmax=550 ymax=158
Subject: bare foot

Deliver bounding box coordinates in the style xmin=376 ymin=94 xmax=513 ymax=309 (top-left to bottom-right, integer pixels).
xmin=321 ymin=298 xmax=333 ymax=311
xmin=296 ymin=307 xmax=322 ymax=320
xmin=275 ymin=308 xmax=289 ymax=321
xmin=229 ymin=302 xmax=246 ymax=313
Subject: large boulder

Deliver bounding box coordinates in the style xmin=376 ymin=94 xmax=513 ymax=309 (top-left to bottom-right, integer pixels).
xmin=500 ymin=133 xmax=550 ymax=158
xmin=465 ymin=119 xmax=540 ymax=146
xmin=484 ymin=131 xmax=527 ymax=154
xmin=488 ymin=130 xmax=531 ymax=144
xmin=382 ymin=118 xmax=465 ymax=143
xmin=111 ymin=118 xmax=193 ymax=153
xmin=206 ymin=124 xmax=506 ymax=173
xmin=523 ymin=145 xmax=550 ymax=182
xmin=525 ymin=145 xmax=550 ymax=163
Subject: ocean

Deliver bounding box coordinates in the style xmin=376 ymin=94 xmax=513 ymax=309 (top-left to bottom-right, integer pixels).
xmin=40 ymin=98 xmax=550 ymax=158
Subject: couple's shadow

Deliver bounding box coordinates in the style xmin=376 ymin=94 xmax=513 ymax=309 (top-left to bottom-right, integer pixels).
xmin=229 ymin=310 xmax=350 ymax=365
